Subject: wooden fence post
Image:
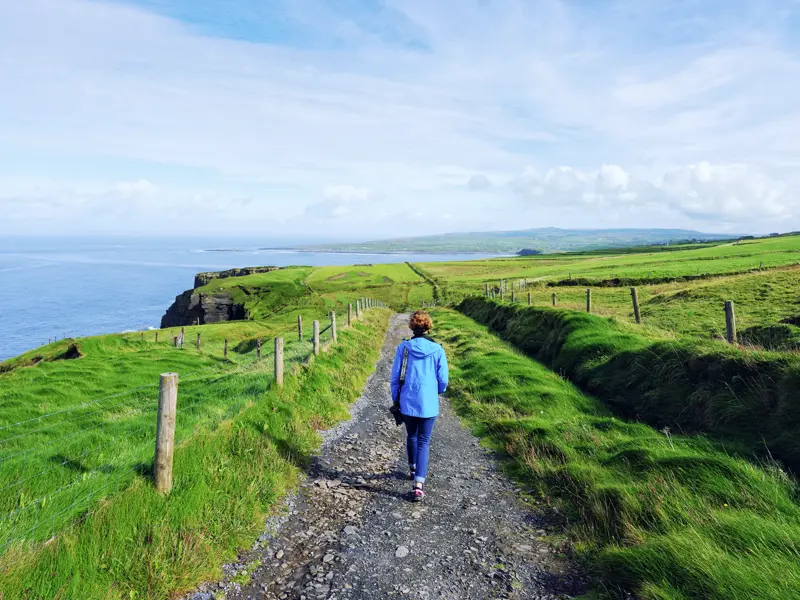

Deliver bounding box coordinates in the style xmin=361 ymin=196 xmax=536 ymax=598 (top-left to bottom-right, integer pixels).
xmin=552 ymin=293 xmax=557 ymax=306
xmin=154 ymin=373 xmax=178 ymax=493
xmin=155 ymin=332 xmax=158 ymax=343
xmin=631 ymin=287 xmax=641 ymax=324
xmin=274 ymin=337 xmax=284 ymax=386
xmin=586 ymin=289 xmax=592 ymax=313
xmin=500 ymin=283 xmax=504 ymax=301
xmin=528 ymin=292 xmax=532 ymax=306
xmin=348 ymin=303 xmax=353 ymax=327
xmin=313 ymin=320 xmax=320 ymax=356
xmin=197 ymin=333 xmax=201 ymax=351
xmin=257 ymin=338 xmax=261 ymax=360
xmin=298 ymin=315 xmax=303 ymax=342
xmin=141 ymin=332 xmax=144 ymax=342
xmin=224 ymin=338 xmax=228 ymax=358
xmin=725 ymin=301 xmax=737 ymax=344
xmin=173 ymin=336 xmax=178 ymax=348
xmin=331 ymin=311 xmax=337 ymax=343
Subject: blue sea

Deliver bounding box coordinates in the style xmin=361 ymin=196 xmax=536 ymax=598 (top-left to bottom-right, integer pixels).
xmin=0 ymin=236 xmax=499 ymax=362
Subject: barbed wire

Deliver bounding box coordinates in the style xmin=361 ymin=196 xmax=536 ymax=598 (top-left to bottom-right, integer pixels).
xmin=0 ymin=382 xmax=158 ymax=434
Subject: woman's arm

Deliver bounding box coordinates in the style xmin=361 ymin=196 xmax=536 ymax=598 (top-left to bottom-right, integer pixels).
xmin=436 ymin=348 xmax=449 ymax=394
xmin=389 ymin=343 xmax=405 ymax=402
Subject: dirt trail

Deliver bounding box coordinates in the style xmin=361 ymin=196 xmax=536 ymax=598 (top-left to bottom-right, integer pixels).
xmin=190 ymin=314 xmax=585 ymax=600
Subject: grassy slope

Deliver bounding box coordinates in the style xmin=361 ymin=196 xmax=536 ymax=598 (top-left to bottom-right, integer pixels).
xmin=480 ymin=267 xmax=800 ymax=340
xmin=0 ymin=309 xmax=390 ymax=599
xmin=303 ymin=263 xmax=431 ymax=311
xmin=432 ymin=307 xmax=800 ymax=600
xmin=457 ymin=297 xmax=800 ymax=472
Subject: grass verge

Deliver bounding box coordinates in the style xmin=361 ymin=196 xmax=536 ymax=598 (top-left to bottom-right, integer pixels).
xmin=0 ymin=309 xmax=390 ymax=599
xmin=431 ymin=307 xmax=800 ymax=600
xmin=457 ymin=297 xmax=800 ymax=473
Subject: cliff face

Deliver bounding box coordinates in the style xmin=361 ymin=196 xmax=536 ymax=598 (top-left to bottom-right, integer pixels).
xmin=160 ymin=290 xmax=247 ymax=328
xmin=194 ymin=266 xmax=281 ymax=289
xmin=162 ymin=266 xmax=283 ymax=328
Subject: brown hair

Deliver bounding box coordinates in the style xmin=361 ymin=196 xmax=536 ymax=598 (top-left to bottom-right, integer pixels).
xmin=409 ymin=311 xmax=433 ymax=335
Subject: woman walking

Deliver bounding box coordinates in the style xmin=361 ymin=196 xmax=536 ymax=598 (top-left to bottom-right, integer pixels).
xmin=390 ymin=311 xmax=449 ymax=501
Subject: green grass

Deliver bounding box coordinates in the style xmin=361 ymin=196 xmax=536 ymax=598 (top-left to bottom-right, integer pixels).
xmin=195 ymin=266 xmax=315 ymax=320
xmin=400 ymin=236 xmax=800 ymax=344
xmin=305 ymin=263 xmax=423 ymax=287
xmin=432 ymin=307 xmax=800 ymax=600
xmin=0 ymin=309 xmax=390 ymax=599
xmin=457 ymin=297 xmax=800 ymax=472
xmin=463 ymin=267 xmax=800 ymax=340
xmin=422 ymin=236 xmax=800 ymax=286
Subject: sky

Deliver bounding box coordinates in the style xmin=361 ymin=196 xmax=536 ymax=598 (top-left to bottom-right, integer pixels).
xmin=2 ymin=0 xmax=800 ymax=240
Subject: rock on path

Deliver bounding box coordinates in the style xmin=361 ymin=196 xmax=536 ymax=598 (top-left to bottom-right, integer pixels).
xmin=189 ymin=313 xmax=585 ymax=600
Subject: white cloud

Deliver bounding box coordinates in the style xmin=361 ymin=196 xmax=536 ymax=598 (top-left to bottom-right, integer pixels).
xmin=511 ymin=162 xmax=792 ymax=225
xmin=304 ymin=185 xmax=373 ymax=219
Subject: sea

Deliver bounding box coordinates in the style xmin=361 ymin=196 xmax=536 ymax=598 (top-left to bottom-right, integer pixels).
xmin=0 ymin=236 xmax=500 ymax=362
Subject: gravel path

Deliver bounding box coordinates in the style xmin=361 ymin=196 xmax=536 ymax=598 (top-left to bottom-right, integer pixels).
xmin=190 ymin=314 xmax=585 ymax=600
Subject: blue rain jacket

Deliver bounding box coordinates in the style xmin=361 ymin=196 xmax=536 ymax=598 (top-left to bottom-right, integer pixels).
xmin=390 ymin=336 xmax=449 ymax=418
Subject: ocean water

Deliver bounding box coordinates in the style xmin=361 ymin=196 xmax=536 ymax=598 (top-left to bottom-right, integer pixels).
xmin=0 ymin=236 xmax=499 ymax=362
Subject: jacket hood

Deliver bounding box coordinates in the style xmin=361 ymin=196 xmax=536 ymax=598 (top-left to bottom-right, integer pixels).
xmin=404 ymin=337 xmax=440 ymax=358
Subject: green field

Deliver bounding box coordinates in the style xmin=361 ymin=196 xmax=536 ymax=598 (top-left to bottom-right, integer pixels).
xmin=422 ymin=235 xmax=800 ymax=285
xmin=410 ymin=235 xmax=800 ymax=344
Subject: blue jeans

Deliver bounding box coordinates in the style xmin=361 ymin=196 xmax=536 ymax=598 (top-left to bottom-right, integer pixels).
xmin=404 ymin=416 xmax=436 ymax=483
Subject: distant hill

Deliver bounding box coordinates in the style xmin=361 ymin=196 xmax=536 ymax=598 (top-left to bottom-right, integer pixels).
xmin=289 ymin=227 xmax=739 ymax=254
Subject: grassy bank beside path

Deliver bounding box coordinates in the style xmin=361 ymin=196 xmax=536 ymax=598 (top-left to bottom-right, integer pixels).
xmin=0 ymin=310 xmax=390 ymax=600
xmin=431 ymin=307 xmax=800 ymax=599
xmin=457 ymin=297 xmax=800 ymax=473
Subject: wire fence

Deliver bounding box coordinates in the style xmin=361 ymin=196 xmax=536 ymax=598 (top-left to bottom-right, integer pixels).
xmin=0 ymin=299 xmax=385 ymax=556
xmin=446 ymin=278 xmax=768 ymax=348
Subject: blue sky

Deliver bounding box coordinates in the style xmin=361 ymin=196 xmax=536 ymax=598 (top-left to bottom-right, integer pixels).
xmin=2 ymin=0 xmax=800 ymax=238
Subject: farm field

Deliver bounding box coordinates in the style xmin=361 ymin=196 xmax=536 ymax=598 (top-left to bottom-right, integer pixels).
xmin=420 ymin=235 xmax=800 ymax=285
xmin=409 ymin=235 xmax=800 ymax=346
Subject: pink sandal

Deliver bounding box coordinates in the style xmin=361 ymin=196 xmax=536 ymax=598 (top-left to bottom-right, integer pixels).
xmin=412 ymin=483 xmax=424 ymax=502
